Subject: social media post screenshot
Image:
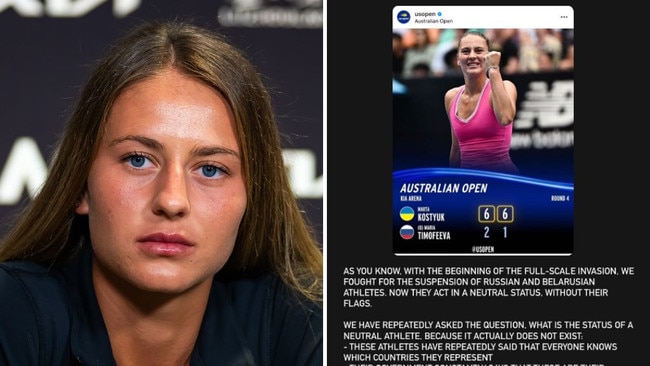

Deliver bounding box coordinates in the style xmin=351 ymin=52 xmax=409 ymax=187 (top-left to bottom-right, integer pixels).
xmin=391 ymin=6 xmax=574 ymax=256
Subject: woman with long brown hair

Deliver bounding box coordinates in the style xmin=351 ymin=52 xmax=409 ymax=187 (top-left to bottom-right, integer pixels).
xmin=0 ymin=19 xmax=322 ymax=365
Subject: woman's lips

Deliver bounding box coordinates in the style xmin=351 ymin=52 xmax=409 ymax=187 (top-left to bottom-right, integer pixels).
xmin=137 ymin=233 xmax=194 ymax=257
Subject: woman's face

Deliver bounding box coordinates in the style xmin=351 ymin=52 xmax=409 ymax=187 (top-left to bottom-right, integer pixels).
xmin=457 ymin=34 xmax=489 ymax=75
xmin=76 ymin=69 xmax=247 ymax=294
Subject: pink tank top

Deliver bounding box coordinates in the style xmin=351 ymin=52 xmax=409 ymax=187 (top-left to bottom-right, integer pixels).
xmin=449 ymin=81 xmax=518 ymax=174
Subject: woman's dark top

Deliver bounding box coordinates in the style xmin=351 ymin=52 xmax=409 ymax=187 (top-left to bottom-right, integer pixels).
xmin=0 ymin=246 xmax=322 ymax=365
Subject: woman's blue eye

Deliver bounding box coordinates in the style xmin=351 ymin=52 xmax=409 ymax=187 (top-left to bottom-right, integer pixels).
xmin=201 ymin=165 xmax=220 ymax=177
xmin=128 ymin=155 xmax=149 ymax=168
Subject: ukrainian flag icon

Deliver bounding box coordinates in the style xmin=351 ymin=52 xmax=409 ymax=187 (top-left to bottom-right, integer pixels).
xmin=399 ymin=206 xmax=415 ymax=221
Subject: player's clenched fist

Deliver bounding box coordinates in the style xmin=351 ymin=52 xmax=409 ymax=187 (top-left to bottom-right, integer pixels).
xmin=484 ymin=51 xmax=501 ymax=68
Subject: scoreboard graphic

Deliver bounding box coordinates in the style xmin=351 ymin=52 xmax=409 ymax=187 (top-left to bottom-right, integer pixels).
xmin=392 ymin=168 xmax=573 ymax=255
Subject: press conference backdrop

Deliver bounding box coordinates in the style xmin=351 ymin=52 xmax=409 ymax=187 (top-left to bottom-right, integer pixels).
xmin=0 ymin=0 xmax=324 ymax=241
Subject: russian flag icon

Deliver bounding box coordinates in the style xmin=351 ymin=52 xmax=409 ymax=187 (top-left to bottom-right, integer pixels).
xmin=400 ymin=225 xmax=414 ymax=240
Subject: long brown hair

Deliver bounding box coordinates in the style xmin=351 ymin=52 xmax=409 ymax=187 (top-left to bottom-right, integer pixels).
xmin=0 ymin=19 xmax=323 ymax=302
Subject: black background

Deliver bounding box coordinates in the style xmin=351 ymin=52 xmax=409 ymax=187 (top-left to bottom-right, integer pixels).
xmin=327 ymin=1 xmax=645 ymax=364
xmin=0 ymin=0 xmax=646 ymax=363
